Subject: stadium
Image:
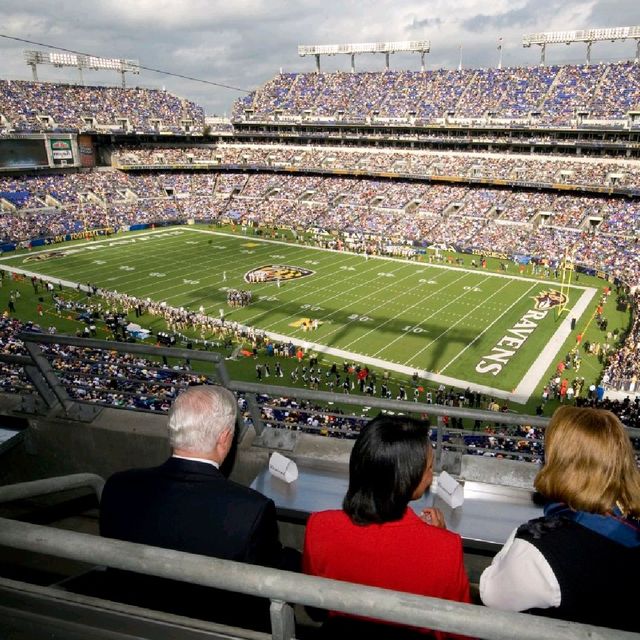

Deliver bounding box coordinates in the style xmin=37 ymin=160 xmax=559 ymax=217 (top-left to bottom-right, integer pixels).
xmin=0 ymin=20 xmax=639 ymax=640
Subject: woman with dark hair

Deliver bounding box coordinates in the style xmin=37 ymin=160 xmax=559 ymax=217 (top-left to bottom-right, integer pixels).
xmin=303 ymin=414 xmax=471 ymax=638
xmin=480 ymin=405 xmax=640 ymax=631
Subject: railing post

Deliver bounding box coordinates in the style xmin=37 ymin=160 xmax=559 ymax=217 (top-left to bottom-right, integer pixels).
xmin=23 ymin=341 xmax=73 ymax=413
xmin=246 ymin=392 xmax=266 ymax=437
xmin=435 ymin=415 xmax=445 ymax=472
xmin=23 ymin=364 xmax=62 ymax=411
xmin=269 ymin=599 xmax=295 ymax=640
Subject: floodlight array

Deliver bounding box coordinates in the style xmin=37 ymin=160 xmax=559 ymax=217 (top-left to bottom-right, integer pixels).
xmin=299 ymin=41 xmax=430 ymax=56
xmin=523 ymin=26 xmax=640 ymax=46
xmin=23 ymin=50 xmax=140 ymax=74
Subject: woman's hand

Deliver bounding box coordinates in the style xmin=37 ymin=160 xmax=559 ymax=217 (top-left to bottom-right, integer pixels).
xmin=419 ymin=507 xmax=446 ymax=529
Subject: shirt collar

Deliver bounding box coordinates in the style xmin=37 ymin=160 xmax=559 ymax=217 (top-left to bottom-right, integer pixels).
xmin=172 ymin=454 xmax=219 ymax=469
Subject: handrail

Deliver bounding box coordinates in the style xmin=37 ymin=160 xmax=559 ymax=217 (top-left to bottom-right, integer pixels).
xmin=3 ymin=333 xmax=639 ymax=444
xmin=228 ymin=381 xmax=551 ymax=427
xmin=16 ymin=332 xmax=224 ymax=364
xmin=0 ymin=473 xmax=105 ymax=503
xmin=0 ymin=517 xmax=636 ymax=640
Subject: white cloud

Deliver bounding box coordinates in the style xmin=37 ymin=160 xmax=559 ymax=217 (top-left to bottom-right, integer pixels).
xmin=0 ymin=0 xmax=639 ymax=115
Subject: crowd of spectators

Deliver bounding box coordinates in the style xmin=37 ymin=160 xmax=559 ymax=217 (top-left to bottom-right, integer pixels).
xmin=0 ymin=80 xmax=204 ymax=133
xmin=1 ymin=170 xmax=639 ymax=285
xmin=256 ymin=389 xmax=547 ymax=463
xmin=233 ymin=62 xmax=640 ymax=126
xmin=111 ymin=143 xmax=640 ymax=191
xmin=2 ymin=165 xmax=639 ymax=398
xmin=0 ymin=312 xmax=213 ymax=410
xmin=601 ymin=291 xmax=640 ymax=394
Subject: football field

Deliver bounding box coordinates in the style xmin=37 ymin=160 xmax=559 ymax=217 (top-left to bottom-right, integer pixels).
xmin=1 ymin=226 xmax=597 ymax=403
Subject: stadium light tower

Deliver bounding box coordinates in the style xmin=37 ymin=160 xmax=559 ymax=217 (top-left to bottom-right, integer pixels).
xmin=522 ymin=26 xmax=640 ymax=65
xmin=24 ymin=50 xmax=140 ymax=87
xmin=298 ymin=41 xmax=431 ymax=73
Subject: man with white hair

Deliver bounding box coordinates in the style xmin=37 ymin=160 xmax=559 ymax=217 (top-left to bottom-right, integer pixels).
xmin=99 ymin=385 xmax=288 ymax=625
xmin=101 ymin=384 xmax=282 ymax=565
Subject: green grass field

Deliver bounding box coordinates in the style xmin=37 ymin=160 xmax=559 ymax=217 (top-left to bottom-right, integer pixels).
xmin=2 ymin=225 xmax=615 ymax=407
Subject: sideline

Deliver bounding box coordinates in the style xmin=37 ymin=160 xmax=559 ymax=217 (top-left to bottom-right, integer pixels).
xmin=1 ymin=225 xmax=590 ymax=291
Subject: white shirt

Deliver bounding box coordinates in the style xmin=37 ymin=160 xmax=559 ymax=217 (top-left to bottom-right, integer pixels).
xmin=479 ymin=527 xmax=561 ymax=612
xmin=172 ymin=454 xmax=219 ymax=469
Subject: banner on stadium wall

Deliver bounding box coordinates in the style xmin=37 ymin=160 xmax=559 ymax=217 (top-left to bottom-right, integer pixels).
xmin=78 ymin=135 xmax=96 ymax=168
xmin=45 ymin=228 xmax=114 ymax=245
xmin=471 ymin=248 xmax=509 ymax=261
xmin=49 ymin=139 xmax=73 ymax=161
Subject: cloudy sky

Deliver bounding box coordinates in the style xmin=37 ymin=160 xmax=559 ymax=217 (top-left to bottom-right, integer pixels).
xmin=1 ymin=0 xmax=639 ymax=116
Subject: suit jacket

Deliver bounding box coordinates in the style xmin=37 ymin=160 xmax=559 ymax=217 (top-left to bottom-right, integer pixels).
xmin=303 ymin=508 xmax=471 ymax=639
xmin=97 ymin=457 xmax=283 ymax=626
xmin=100 ymin=457 xmax=282 ymax=565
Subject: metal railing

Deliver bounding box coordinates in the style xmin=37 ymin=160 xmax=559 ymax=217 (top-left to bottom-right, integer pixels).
xmin=2 ymin=333 xmax=639 ymax=466
xmin=0 ymin=473 xmax=105 ymax=504
xmin=0 ymin=515 xmax=636 ymax=640
xmin=0 ymin=332 xmax=559 ymax=471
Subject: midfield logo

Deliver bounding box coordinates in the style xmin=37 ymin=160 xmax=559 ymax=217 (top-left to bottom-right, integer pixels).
xmin=245 ymin=265 xmax=313 ymax=283
xmin=531 ymin=289 xmax=567 ymax=311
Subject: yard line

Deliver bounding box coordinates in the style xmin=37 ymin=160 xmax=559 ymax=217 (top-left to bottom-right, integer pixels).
xmin=274 ymin=260 xmax=446 ymax=338
xmin=243 ymin=252 xmax=408 ymax=327
xmin=403 ymin=277 xmax=516 ymax=365
xmin=342 ymin=271 xmax=473 ymax=352
xmin=438 ymin=281 xmax=541 ymax=373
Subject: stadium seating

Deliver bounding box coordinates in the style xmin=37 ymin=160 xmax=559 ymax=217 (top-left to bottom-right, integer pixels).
xmin=0 ymin=80 xmax=204 ymax=133
xmin=111 ymin=144 xmax=640 ymax=191
xmin=1 ymin=171 xmax=639 ymax=286
xmin=233 ymin=62 xmax=640 ymax=126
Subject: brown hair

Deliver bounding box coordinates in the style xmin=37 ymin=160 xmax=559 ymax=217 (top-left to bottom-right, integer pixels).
xmin=534 ymin=406 xmax=640 ymax=517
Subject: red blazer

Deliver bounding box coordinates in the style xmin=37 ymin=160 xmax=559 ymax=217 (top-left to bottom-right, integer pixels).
xmin=303 ymin=508 xmax=471 ymax=638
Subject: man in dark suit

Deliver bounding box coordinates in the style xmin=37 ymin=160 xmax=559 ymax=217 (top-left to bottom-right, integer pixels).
xmin=98 ymin=385 xmax=292 ymax=627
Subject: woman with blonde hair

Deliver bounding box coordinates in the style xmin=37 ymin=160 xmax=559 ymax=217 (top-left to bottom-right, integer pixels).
xmin=480 ymin=405 xmax=640 ymax=631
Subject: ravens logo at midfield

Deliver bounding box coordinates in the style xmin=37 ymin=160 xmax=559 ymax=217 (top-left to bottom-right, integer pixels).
xmin=244 ymin=265 xmax=314 ymax=283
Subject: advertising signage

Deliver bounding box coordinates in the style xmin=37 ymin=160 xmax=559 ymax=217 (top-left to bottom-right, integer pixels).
xmin=50 ymin=139 xmax=73 ymax=161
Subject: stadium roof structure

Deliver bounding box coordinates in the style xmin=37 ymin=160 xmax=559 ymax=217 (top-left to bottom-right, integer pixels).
xmin=298 ymin=40 xmax=431 ymax=72
xmin=24 ymin=50 xmax=140 ymax=87
xmin=522 ymin=26 xmax=640 ymax=64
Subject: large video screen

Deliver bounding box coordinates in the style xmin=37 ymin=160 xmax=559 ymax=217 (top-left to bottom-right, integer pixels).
xmin=0 ymin=139 xmax=49 ymax=168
